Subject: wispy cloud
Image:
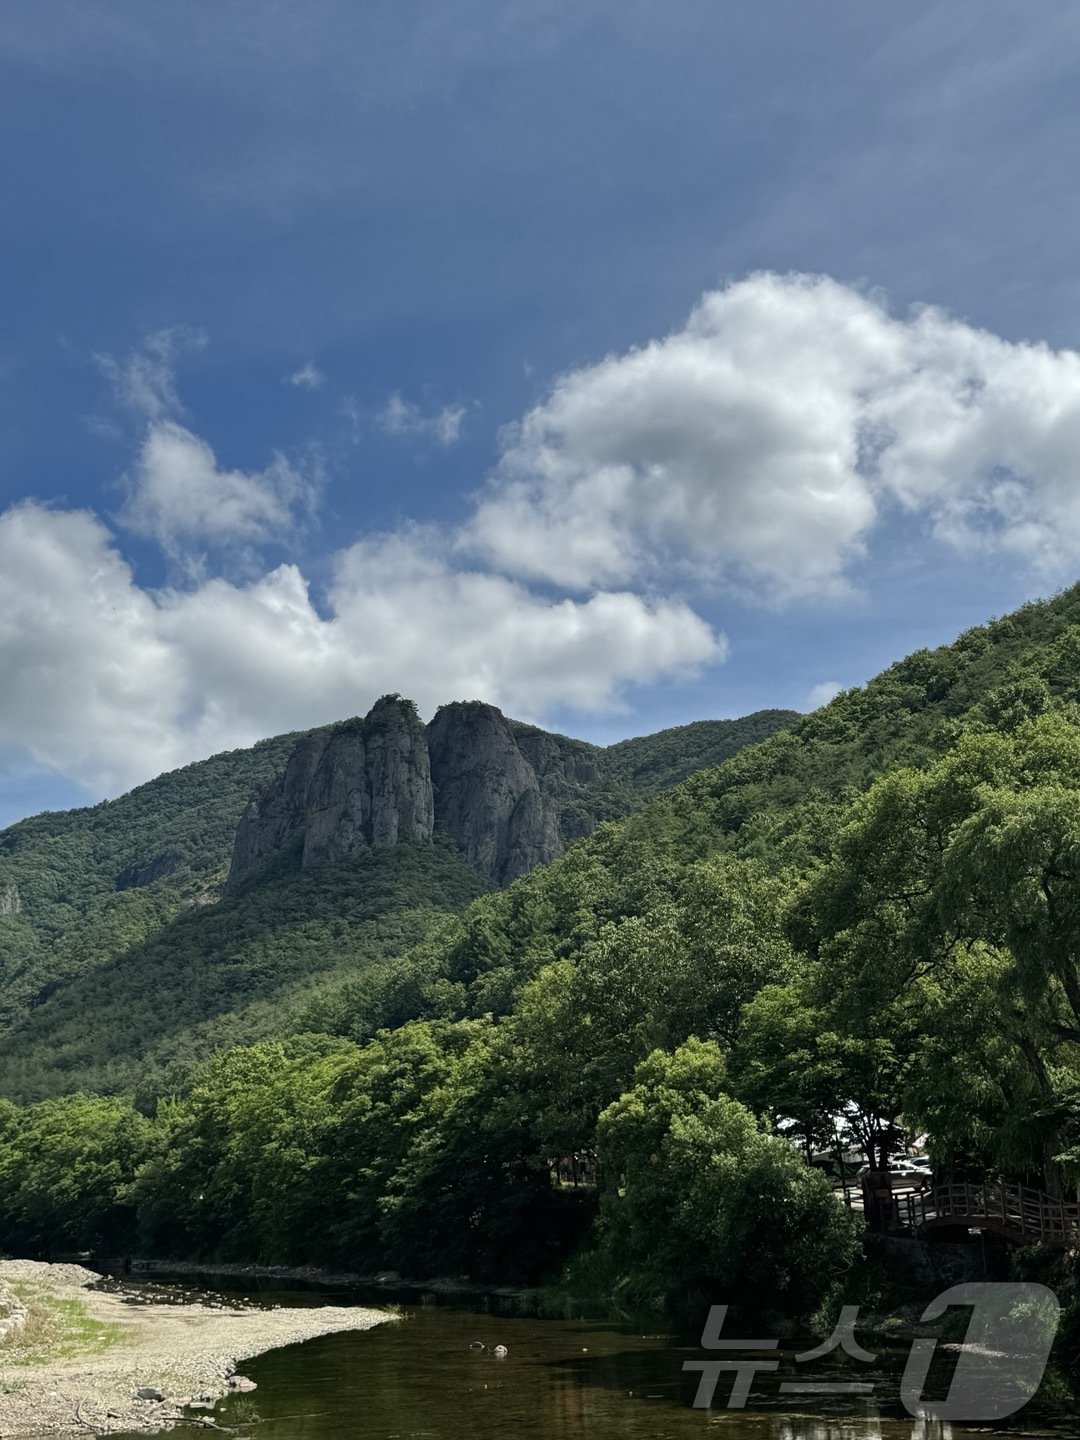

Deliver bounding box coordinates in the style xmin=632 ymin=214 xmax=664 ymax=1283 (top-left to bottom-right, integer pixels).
xmin=94 ymin=327 xmax=206 ymax=421
xmin=119 ymin=421 xmax=318 ymax=558
xmin=285 ymin=360 xmax=325 ymax=390
xmin=378 ymin=392 xmax=466 ymax=447
xmin=98 ymin=331 xmax=320 ymax=562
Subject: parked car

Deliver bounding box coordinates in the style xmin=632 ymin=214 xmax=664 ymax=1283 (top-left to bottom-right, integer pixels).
xmin=857 ymin=1160 xmax=926 ymax=1188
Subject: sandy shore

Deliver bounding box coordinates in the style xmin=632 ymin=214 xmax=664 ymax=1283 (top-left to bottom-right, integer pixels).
xmin=0 ymin=1259 xmax=393 ymax=1437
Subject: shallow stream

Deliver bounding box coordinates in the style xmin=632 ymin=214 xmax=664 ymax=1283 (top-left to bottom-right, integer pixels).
xmin=97 ymin=1273 xmax=1072 ymax=1440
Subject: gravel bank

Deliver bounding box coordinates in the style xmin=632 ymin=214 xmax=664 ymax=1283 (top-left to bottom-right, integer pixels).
xmin=0 ymin=1259 xmax=393 ymax=1436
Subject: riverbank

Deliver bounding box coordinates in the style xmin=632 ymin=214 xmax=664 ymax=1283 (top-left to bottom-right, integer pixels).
xmin=0 ymin=1259 xmax=394 ymax=1436
xmin=120 ymin=1255 xmax=534 ymax=1301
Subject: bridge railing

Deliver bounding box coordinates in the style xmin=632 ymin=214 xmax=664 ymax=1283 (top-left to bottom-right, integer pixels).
xmin=896 ymin=1180 xmax=1080 ymax=1247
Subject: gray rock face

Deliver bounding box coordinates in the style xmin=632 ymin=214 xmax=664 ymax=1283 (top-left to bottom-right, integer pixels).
xmin=115 ymin=851 xmax=182 ymax=891
xmin=509 ymin=725 xmax=599 ymax=792
xmin=303 ymin=697 xmax=434 ymax=869
xmin=427 ymin=702 xmax=562 ymax=884
xmin=228 ymin=696 xmax=606 ymax=889
xmin=228 ymin=728 xmax=333 ymax=888
xmin=227 ymin=698 xmax=433 ymax=888
xmin=0 ymin=881 xmax=20 ymax=916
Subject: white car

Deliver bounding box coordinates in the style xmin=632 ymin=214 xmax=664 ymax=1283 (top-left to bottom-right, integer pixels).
xmin=856 ymin=1160 xmax=925 ymax=1188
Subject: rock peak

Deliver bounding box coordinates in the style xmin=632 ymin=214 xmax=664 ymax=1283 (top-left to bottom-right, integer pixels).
xmin=227 ymin=695 xmax=597 ymax=889
xmin=427 ymin=702 xmax=561 ymax=884
xmin=227 ymin=696 xmax=433 ymax=888
xmin=303 ymin=696 xmax=433 ymax=869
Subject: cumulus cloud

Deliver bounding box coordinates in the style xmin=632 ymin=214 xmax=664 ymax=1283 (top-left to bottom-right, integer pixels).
xmin=285 ymin=360 xmax=324 ymax=390
xmin=329 ymin=528 xmax=720 ymax=713
xmin=467 ymin=272 xmax=1080 ymax=601
xmin=378 ymin=392 xmax=466 ymax=446
xmin=119 ymin=420 xmax=318 ymax=553
xmin=25 ymin=269 xmax=1080 ymax=805
xmin=96 ymin=331 xmax=320 ymax=557
xmin=0 ymin=504 xmax=721 ymax=797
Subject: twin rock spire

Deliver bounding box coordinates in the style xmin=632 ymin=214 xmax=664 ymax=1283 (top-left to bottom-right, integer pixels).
xmin=227 ymin=696 xmax=599 ymax=889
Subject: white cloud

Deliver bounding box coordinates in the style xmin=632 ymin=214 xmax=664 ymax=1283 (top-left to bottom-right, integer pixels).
xmin=806 ymin=680 xmax=843 ymax=709
xmin=329 ymin=528 xmax=721 ymax=714
xmin=28 ymin=269 xmax=1080 ymax=807
xmin=0 ymin=505 xmax=180 ymax=793
xmin=119 ymin=420 xmax=318 ymax=553
xmin=96 ymin=330 xmax=319 ymax=558
xmin=0 ymin=504 xmax=722 ymax=797
xmin=467 ymin=272 xmax=1080 ymax=602
xmin=378 ymin=392 xmax=466 ymax=446
xmin=286 ymin=361 xmax=325 ymax=390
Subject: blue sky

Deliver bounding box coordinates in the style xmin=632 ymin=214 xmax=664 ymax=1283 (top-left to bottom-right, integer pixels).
xmin=3 ymin=2 xmax=1080 ymax=825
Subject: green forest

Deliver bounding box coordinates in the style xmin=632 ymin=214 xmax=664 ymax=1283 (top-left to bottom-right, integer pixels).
xmin=4 ymin=590 xmax=1080 ymax=1381
xmin=0 ymin=710 xmax=790 ymax=1100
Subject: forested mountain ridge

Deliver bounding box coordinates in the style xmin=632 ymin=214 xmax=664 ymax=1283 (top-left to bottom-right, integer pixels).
xmin=228 ymin=698 xmax=801 ymax=890
xmin=0 ymin=732 xmax=301 ymax=1037
xmin=625 ymin=585 xmax=1080 ymax=869
xmin=0 ymin=705 xmax=793 ymax=1100
xmin=308 ymin=583 xmax=1080 ymax=1045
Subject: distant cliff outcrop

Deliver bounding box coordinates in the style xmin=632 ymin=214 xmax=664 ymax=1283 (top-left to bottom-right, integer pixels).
xmin=303 ymin=698 xmax=434 ymax=868
xmin=229 ymin=697 xmax=434 ymax=887
xmin=427 ymin=702 xmax=564 ymax=884
xmin=227 ymin=695 xmax=601 ymax=889
xmin=0 ymin=882 xmax=20 ymax=917
xmin=226 ymin=697 xmax=799 ymax=891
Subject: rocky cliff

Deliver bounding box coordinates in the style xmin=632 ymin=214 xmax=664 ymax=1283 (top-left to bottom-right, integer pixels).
xmin=227 ymin=695 xmax=603 ymax=889
xmin=228 ymin=697 xmax=433 ymax=888
xmin=0 ymin=882 xmax=20 ymax=916
xmin=227 ymin=696 xmax=799 ymax=891
xmin=228 ymin=727 xmax=335 ymax=887
xmin=303 ymin=697 xmax=434 ymax=868
xmin=427 ymin=702 xmax=564 ymax=884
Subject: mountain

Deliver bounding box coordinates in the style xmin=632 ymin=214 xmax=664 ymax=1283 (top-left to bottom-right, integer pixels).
xmin=291 ymin=583 xmax=1080 ymax=1043
xmin=11 ymin=566 xmax=1079 ymax=1108
xmin=0 ymin=703 xmax=794 ymax=1100
xmin=0 ymin=733 xmax=300 ymax=1038
xmin=227 ymin=697 xmax=800 ymax=889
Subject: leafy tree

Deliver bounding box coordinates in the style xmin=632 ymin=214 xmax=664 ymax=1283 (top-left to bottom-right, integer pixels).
xmin=0 ymin=1095 xmax=154 ymax=1254
xmin=594 ymin=1040 xmax=860 ymax=1317
xmin=792 ymin=716 xmax=1080 ymax=1185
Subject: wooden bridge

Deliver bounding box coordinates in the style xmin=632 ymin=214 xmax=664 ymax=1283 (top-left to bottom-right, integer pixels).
xmin=889 ymin=1180 xmax=1080 ymax=1248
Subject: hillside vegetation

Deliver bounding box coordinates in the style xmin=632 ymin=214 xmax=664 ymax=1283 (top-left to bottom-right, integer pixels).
xmin=0 ymin=734 xmax=299 ymax=1037
xmin=0 ymin=711 xmax=792 ymax=1100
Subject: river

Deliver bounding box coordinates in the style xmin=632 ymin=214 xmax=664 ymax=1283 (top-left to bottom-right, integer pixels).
xmin=97 ymin=1274 xmax=1064 ymax=1440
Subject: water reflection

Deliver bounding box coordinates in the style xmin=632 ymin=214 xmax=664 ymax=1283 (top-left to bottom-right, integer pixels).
xmin=194 ymin=1302 xmax=1002 ymax=1440
xmin=87 ymin=1276 xmax=1047 ymax=1440
xmin=767 ymin=1423 xmax=959 ymax=1440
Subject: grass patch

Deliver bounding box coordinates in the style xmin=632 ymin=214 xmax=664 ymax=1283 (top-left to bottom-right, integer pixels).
xmin=0 ymin=1284 xmax=125 ymax=1364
